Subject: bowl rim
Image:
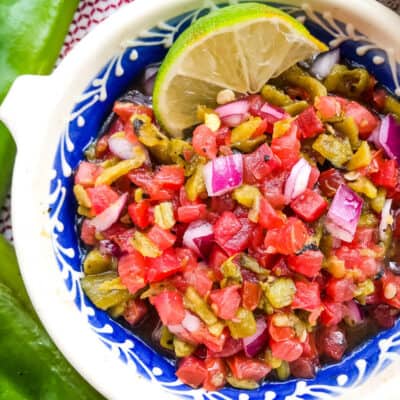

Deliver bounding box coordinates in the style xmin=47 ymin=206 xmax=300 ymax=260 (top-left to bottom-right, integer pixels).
xmin=3 ymin=0 xmax=400 ymax=399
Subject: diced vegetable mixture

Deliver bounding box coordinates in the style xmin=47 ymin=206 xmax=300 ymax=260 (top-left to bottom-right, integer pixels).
xmin=74 ymin=59 xmax=400 ymax=391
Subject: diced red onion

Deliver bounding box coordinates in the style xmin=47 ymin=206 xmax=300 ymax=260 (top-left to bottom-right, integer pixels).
xmin=181 ymin=312 xmax=201 ymax=333
xmin=284 ymin=158 xmax=312 ymax=203
xmin=142 ymin=64 xmax=159 ymax=96
xmin=310 ymin=48 xmax=340 ymax=79
xmin=220 ymin=113 xmax=250 ymax=127
xmin=325 ymin=184 xmax=363 ymax=242
xmin=203 ymin=154 xmax=243 ymax=196
xmin=343 ymin=300 xmax=364 ymax=325
xmin=260 ymin=103 xmax=288 ymax=120
xmin=242 ymin=318 xmax=268 ymax=358
xmin=368 ymin=115 xmax=400 ymax=160
xmin=182 ymin=220 xmax=214 ymax=257
xmin=90 ymin=193 xmax=128 ymax=232
xmin=108 ymin=135 xmax=135 ymax=159
xmin=99 ymin=239 xmax=121 ymax=257
xmin=216 ymin=100 xmax=250 ymax=127
xmin=379 ymin=199 xmax=393 ymax=241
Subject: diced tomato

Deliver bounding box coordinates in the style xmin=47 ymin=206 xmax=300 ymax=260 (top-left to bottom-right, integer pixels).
xmin=344 ymin=101 xmax=379 ymax=138
xmin=261 ymin=171 xmax=287 ymax=209
xmin=372 ymin=88 xmax=387 ymax=111
xmin=349 ymin=227 xmax=377 ymax=248
xmin=320 ymin=301 xmax=344 ymax=326
xmin=208 ymin=335 xmax=243 ymax=358
xmin=75 ymin=161 xmax=102 ymax=187
xmin=183 ymin=265 xmax=214 ymax=297
xmin=176 ymin=356 xmax=207 ymax=388
xmin=243 ymin=143 xmax=281 ymax=183
xmin=271 ymin=124 xmax=301 ymax=171
xmin=371 ymin=159 xmax=399 ymax=189
xmin=208 ymin=245 xmax=227 ymax=280
xmin=290 ymin=189 xmax=328 ymax=222
xmin=176 ymin=247 xmax=197 ymax=270
xmin=147 ymin=225 xmax=176 ymax=250
xmin=264 ymin=217 xmax=308 ymax=255
xmin=271 ymin=256 xmax=291 ymax=276
xmin=326 ymin=278 xmax=356 ymax=302
xmin=86 ymin=185 xmax=119 ymax=215
xmin=210 ymin=193 xmax=236 ymax=213
xmin=214 ymin=211 xmax=241 ymax=246
xmin=258 ymin=197 xmax=286 ymax=229
xmin=203 ymin=358 xmax=227 ymax=391
xmin=191 ymin=326 xmax=227 ymax=353
xmin=287 ymin=87 xmax=311 ymax=102
xmin=80 ymin=219 xmax=97 ymax=246
xmin=177 ymin=204 xmax=207 ymax=223
xmin=147 ymin=248 xmax=182 ymax=282
xmin=221 ymin=218 xmax=254 ymax=256
xmin=301 ymin=331 xmax=318 ymax=359
xmin=296 ymin=106 xmax=325 ymax=139
xmin=269 ymin=315 xmax=295 ymax=342
xmin=192 ymin=124 xmax=218 ymax=159
xmin=118 ymin=251 xmax=147 ymax=295
xmin=113 ymin=101 xmax=153 ymax=122
xmin=314 ymin=96 xmax=342 ymax=120
xmin=242 ymin=281 xmax=262 ymax=311
xmin=316 ymin=325 xmax=347 ymax=361
xmin=154 ymin=165 xmax=185 ymax=190
xmin=227 ymin=355 xmax=271 ymax=381
xmin=381 ymin=272 xmax=400 ymax=309
xmin=210 ymin=285 xmax=241 ymax=320
xmin=123 ymin=298 xmax=147 ymax=325
xmin=128 ymin=200 xmax=151 ymax=229
xmin=292 ymin=281 xmax=321 ymax=311
xmin=151 ymin=290 xmax=185 ymax=325
xmin=318 ymin=168 xmax=345 ymax=198
xmin=287 ymin=250 xmax=324 ymax=278
xmin=270 ymin=338 xmax=303 ymax=362
xmin=307 ymin=166 xmax=320 ymax=189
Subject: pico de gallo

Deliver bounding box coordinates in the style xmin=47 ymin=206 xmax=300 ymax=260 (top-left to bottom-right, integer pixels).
xmin=74 ymin=56 xmax=400 ymax=390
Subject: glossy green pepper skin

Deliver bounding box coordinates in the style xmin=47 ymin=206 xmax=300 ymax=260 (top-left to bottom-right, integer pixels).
xmin=0 ymin=0 xmax=79 ymax=207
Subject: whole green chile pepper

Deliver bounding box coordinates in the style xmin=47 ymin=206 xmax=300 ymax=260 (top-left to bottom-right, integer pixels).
xmin=0 ymin=0 xmax=79 ymax=207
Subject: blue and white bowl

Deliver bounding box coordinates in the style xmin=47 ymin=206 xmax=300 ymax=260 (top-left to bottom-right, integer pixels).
xmin=1 ymin=1 xmax=400 ymax=399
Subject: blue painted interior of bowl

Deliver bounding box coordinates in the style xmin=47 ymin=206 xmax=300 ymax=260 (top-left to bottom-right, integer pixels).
xmin=49 ymin=2 xmax=400 ymax=399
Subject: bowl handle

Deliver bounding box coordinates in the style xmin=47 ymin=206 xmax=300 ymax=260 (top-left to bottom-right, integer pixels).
xmin=0 ymin=74 xmax=57 ymax=150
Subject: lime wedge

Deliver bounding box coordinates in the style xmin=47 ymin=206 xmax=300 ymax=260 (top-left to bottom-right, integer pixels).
xmin=153 ymin=3 xmax=327 ymax=136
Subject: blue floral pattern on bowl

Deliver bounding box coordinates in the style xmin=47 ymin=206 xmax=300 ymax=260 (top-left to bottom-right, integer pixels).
xmin=48 ymin=1 xmax=400 ymax=399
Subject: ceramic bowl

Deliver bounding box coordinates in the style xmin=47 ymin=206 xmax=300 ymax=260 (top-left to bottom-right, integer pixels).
xmin=1 ymin=0 xmax=400 ymax=399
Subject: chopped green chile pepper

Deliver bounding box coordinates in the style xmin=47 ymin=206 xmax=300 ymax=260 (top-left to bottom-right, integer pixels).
xmin=226 ymin=376 xmax=259 ymax=389
xmin=348 ymin=176 xmax=377 ymax=199
xmin=240 ymin=253 xmax=268 ymax=275
xmin=324 ymin=255 xmax=346 ymax=279
xmin=209 ymin=321 xmax=225 ymax=336
xmin=265 ymin=349 xmax=282 ymax=369
xmin=276 ymin=361 xmax=291 ymax=380
xmin=261 ymin=84 xmax=293 ymax=106
xmin=279 ymin=65 xmax=328 ymax=100
xmin=232 ymin=134 xmax=267 ymax=153
xmin=346 ymin=141 xmax=372 ymax=170
xmin=185 ymin=162 xmax=206 ymax=201
xmin=312 ymin=134 xmax=353 ymax=167
xmin=384 ymin=95 xmax=400 ymax=121
xmin=81 ymin=271 xmax=130 ymax=310
xmin=334 ymin=117 xmax=360 ymax=150
xmin=221 ymin=256 xmax=242 ymax=281
xmin=73 ymin=184 xmax=92 ymax=208
xmin=355 ymin=279 xmax=375 ymax=305
xmin=227 ymin=308 xmax=257 ymax=339
xmin=263 ymin=278 xmax=296 ymax=309
xmin=359 ymin=212 xmax=379 ymax=228
xmin=233 ymin=185 xmax=261 ymax=208
xmin=173 ymin=337 xmax=196 ymax=357
xmin=324 ymin=64 xmax=370 ymax=99
xmin=371 ymin=188 xmax=387 ymax=213
xmin=154 ymin=202 xmax=176 ymax=230
xmin=283 ymin=101 xmax=309 ymax=116
xmin=184 ymin=287 xmax=218 ymax=326
xmin=108 ymin=301 xmax=128 ymax=318
xmin=160 ymin=326 xmax=174 ymax=350
xmin=231 ymin=117 xmax=263 ymax=143
xmin=132 ymin=231 xmax=162 ymax=258
xmin=83 ymin=249 xmax=112 ymax=275
xmin=96 ymin=153 xmax=146 ymax=186
xmin=169 ymin=138 xmax=193 ymax=167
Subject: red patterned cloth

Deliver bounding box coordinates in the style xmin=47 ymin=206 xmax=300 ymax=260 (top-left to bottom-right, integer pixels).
xmin=0 ymin=0 xmax=398 ymax=242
